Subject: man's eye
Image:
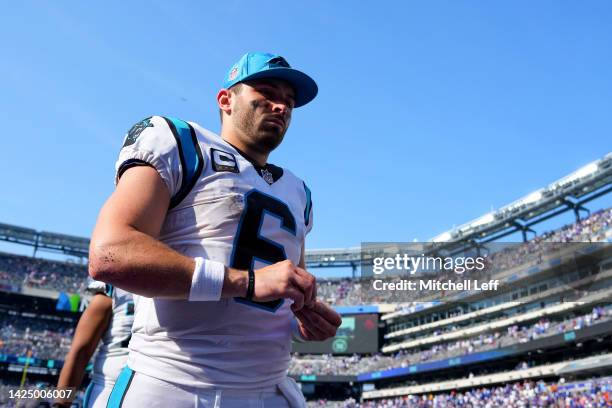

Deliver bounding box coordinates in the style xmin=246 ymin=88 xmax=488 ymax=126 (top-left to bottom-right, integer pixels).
xmin=259 ymin=88 xmax=294 ymax=108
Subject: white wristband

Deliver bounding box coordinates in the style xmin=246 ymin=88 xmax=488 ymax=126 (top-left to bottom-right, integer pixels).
xmin=188 ymin=257 xmax=225 ymax=301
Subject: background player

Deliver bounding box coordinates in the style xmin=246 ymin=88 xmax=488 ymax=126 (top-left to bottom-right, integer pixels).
xmin=54 ymin=281 xmax=134 ymax=408
xmin=88 ymin=52 xmax=340 ymax=407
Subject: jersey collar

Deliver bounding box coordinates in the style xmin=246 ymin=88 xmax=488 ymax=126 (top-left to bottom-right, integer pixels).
xmin=223 ymin=140 xmax=284 ymax=185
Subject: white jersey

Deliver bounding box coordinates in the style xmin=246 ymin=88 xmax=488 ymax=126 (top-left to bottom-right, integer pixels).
xmin=86 ymin=280 xmax=135 ymax=387
xmin=115 ymin=116 xmax=313 ymax=389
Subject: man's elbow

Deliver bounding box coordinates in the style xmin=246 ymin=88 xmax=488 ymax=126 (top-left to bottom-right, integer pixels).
xmin=88 ymin=261 xmax=106 ymax=282
xmin=88 ymin=241 xmax=120 ymax=283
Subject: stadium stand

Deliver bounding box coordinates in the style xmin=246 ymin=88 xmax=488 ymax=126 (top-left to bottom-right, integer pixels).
xmin=0 ymin=203 xmax=610 ymax=406
xmin=382 ymin=290 xmax=612 ymax=353
xmin=0 ymin=209 xmax=610 ymax=333
xmin=0 ymin=252 xmax=87 ymax=294
xmin=308 ymin=376 xmax=612 ymax=407
xmin=289 ymin=206 xmax=612 ymax=405
xmin=289 ymin=306 xmax=612 ymax=376
xmin=0 ymin=311 xmax=74 ymax=361
xmin=316 ymin=208 xmax=612 ymax=307
xmin=363 ymin=352 xmax=612 ymax=397
xmin=0 ymin=208 xmax=609 ymax=302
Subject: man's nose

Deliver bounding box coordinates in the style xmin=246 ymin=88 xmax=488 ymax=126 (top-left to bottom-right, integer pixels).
xmin=271 ymin=102 xmax=289 ymax=116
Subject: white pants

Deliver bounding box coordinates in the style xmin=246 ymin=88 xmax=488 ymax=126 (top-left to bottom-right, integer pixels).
xmin=106 ymin=367 xmax=306 ymax=408
xmin=83 ymin=382 xmax=113 ymax=408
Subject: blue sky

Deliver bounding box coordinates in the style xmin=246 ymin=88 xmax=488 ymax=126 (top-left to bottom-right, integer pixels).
xmin=1 ymin=1 xmax=610 ymax=274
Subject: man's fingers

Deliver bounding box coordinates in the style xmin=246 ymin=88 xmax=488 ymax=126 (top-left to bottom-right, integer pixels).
xmin=287 ymin=288 xmax=304 ymax=311
xmin=292 ymin=268 xmax=316 ymax=306
xmin=308 ymin=300 xmax=342 ymax=327
xmin=296 ymin=308 xmax=337 ymax=339
xmin=304 ymin=326 xmax=324 ymax=342
xmin=311 ymin=301 xmax=342 ymax=327
xmin=295 ymin=310 xmax=327 ymax=340
xmin=298 ymin=323 xmax=320 ymax=342
xmin=296 ymin=301 xmax=342 ymax=341
xmin=255 ymin=261 xmax=316 ymax=308
xmin=290 ymin=278 xmax=313 ymax=309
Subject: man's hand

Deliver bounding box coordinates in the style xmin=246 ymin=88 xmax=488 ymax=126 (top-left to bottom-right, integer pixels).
xmin=251 ymin=260 xmax=316 ymax=311
xmin=294 ymin=300 xmax=342 ymax=341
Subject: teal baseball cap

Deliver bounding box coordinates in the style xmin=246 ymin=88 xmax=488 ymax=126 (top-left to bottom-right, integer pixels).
xmin=223 ymin=52 xmax=318 ymax=107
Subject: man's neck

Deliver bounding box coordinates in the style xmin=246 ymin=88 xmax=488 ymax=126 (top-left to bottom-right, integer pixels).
xmin=220 ymin=127 xmax=268 ymax=167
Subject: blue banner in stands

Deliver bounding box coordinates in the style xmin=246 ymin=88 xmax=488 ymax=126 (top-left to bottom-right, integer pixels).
xmin=333 ymin=305 xmax=379 ymax=314
xmin=357 ymin=349 xmax=510 ymax=381
xmin=56 ymin=292 xmax=71 ymax=311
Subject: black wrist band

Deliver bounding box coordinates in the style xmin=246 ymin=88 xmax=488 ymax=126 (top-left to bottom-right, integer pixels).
xmin=246 ymin=269 xmax=255 ymax=300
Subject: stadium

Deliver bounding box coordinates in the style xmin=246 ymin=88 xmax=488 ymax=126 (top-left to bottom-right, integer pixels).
xmin=1 ymin=152 xmax=611 ymax=407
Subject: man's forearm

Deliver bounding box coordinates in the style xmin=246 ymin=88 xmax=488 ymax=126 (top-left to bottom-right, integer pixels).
xmin=90 ymin=227 xmax=193 ymax=298
xmin=55 ymin=347 xmax=91 ymax=404
xmin=89 ymin=228 xmax=248 ymax=299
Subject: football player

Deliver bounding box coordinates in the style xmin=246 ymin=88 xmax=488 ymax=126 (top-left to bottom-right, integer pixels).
xmin=89 ymin=52 xmax=341 ymax=407
xmin=54 ymin=281 xmax=134 ymax=408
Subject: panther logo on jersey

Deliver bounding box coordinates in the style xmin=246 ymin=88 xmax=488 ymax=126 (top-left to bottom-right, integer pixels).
xmin=123 ymin=117 xmax=154 ymax=147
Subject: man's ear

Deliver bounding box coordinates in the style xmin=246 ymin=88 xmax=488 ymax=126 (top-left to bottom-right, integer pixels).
xmin=217 ymin=89 xmax=232 ymax=116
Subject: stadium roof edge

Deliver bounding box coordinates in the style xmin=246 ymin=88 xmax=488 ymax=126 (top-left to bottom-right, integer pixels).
xmin=430 ymin=151 xmax=612 ymax=246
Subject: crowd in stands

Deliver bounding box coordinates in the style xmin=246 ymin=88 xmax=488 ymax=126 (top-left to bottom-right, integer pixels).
xmin=2 ymin=288 xmax=605 ymax=368
xmin=0 ymin=208 xmax=610 ymax=301
xmin=0 ymin=270 xmax=22 ymax=291
xmin=387 ymin=287 xmax=608 ymax=342
xmin=6 ymin=301 xmax=606 ymax=373
xmin=290 ymin=307 xmax=611 ymax=376
xmin=0 ymin=211 xmax=609 ymax=407
xmin=0 ymin=313 xmax=74 ymax=360
xmin=0 ymin=209 xmax=609 ymax=370
xmin=307 ymin=377 xmax=612 ymax=407
xmin=0 ymin=252 xmax=87 ymax=294
xmin=488 ymin=208 xmax=611 ymax=276
xmin=317 ymin=208 xmax=612 ymax=306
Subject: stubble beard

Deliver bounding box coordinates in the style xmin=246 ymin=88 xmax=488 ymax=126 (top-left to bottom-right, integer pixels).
xmin=233 ymin=100 xmax=286 ymax=155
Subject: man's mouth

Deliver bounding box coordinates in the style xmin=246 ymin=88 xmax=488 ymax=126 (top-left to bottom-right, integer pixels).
xmin=265 ymin=117 xmax=285 ymax=128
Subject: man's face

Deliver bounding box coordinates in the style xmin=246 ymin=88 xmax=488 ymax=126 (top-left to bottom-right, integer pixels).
xmin=230 ymin=79 xmax=295 ymax=153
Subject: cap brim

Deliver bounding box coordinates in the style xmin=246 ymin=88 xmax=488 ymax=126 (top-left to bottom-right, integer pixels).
xmin=240 ymin=67 xmax=318 ymax=108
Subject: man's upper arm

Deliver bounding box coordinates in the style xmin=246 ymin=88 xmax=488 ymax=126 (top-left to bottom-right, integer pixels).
xmin=92 ymin=115 xmax=183 ymax=246
xmin=92 ymin=165 xmax=170 ymax=242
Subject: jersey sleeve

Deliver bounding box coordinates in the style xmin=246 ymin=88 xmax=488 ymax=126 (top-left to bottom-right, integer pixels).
xmin=115 ymin=116 xmax=183 ymax=198
xmin=86 ymin=278 xmax=113 ymax=297
xmin=303 ymin=182 xmax=314 ymax=236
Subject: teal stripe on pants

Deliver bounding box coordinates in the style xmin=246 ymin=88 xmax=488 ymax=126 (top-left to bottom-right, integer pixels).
xmin=106 ymin=366 xmax=134 ymax=408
